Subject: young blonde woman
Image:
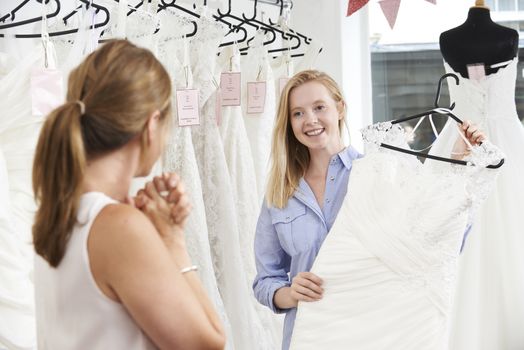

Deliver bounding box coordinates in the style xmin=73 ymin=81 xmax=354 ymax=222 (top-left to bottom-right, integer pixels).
xmin=252 ymin=70 xmax=486 ymax=350
xmin=32 ymin=40 xmax=225 ymax=350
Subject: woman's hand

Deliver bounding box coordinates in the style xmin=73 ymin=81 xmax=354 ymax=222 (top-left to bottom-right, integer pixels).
xmin=290 ymin=272 xmax=324 ymax=303
xmin=273 ymin=272 xmax=324 ymax=310
xmin=131 ymin=173 xmax=192 ymax=244
xmin=451 ymin=120 xmax=487 ymax=160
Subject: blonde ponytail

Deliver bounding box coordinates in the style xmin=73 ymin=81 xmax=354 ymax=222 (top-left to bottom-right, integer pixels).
xmin=33 ymin=103 xmax=86 ymax=266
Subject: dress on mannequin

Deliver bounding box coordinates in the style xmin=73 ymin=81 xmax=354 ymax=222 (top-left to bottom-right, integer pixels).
xmin=433 ymin=7 xmax=524 ymax=349
xmin=190 ymin=11 xmax=275 ymax=350
xmin=430 ymin=60 xmax=524 ymax=350
xmin=290 ymin=122 xmax=503 ymax=350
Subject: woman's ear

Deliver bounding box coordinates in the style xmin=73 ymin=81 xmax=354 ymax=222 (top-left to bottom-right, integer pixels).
xmin=145 ymin=110 xmax=161 ymax=145
xmin=338 ymin=101 xmax=346 ymax=120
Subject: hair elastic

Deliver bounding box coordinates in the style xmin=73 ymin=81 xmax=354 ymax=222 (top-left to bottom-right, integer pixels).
xmin=75 ymin=100 xmax=86 ymax=115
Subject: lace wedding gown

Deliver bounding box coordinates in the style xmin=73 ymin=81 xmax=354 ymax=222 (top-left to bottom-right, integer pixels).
xmin=428 ymin=58 xmax=524 ymax=350
xmin=189 ymin=11 xmax=275 ymax=350
xmin=155 ymin=14 xmax=234 ymax=349
xmin=0 ymin=37 xmax=48 ymax=350
xmin=290 ymin=122 xmax=503 ymax=350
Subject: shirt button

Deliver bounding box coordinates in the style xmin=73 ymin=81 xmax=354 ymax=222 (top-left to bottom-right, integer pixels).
xmin=326 ymin=198 xmax=331 ymax=204
xmin=330 ymin=176 xmax=335 ymax=181
xmin=285 ymin=216 xmax=290 ymax=220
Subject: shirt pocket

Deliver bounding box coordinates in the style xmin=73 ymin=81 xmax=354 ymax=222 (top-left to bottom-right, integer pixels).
xmin=271 ymin=204 xmax=316 ymax=255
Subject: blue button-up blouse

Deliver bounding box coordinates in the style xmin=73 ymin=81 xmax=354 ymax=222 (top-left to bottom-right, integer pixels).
xmin=252 ymin=146 xmax=362 ymax=350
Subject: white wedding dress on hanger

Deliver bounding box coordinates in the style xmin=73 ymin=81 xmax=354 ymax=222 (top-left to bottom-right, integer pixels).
xmin=0 ymin=45 xmax=39 ymax=350
xmin=217 ymin=45 xmax=260 ymax=284
xmin=294 ymin=40 xmax=322 ymax=73
xmin=155 ymin=12 xmax=235 ymax=350
xmin=290 ymin=122 xmax=503 ymax=350
xmin=241 ymin=32 xmax=276 ymax=202
xmin=218 ymin=44 xmax=283 ymax=346
xmin=189 ymin=11 xmax=275 ymax=350
xmin=428 ymin=58 xmax=524 ymax=350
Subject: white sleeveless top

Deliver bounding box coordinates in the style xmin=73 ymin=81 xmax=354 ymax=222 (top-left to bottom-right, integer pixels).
xmin=34 ymin=192 xmax=157 ymax=350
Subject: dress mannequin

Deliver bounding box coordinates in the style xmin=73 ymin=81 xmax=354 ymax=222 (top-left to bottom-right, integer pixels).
xmin=433 ymin=2 xmax=524 ymax=349
xmin=440 ymin=0 xmax=518 ymax=77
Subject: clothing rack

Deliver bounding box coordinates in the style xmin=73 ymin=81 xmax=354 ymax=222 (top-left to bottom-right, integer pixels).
xmin=0 ymin=0 xmax=318 ymax=58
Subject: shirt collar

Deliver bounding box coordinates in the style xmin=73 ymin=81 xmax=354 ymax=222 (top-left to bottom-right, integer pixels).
xmin=336 ymin=145 xmax=362 ymax=170
xmin=296 ymin=146 xmax=362 ymax=196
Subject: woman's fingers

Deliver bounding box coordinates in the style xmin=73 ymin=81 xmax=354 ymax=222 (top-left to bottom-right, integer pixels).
xmin=471 ymin=130 xmax=485 ymax=144
xmin=167 ymin=181 xmax=186 ymax=204
xmin=294 ymin=284 xmax=322 ymax=300
xmin=134 ymin=190 xmax=147 ymax=208
xmin=460 ymin=120 xmax=487 ymax=146
xmin=294 ymin=278 xmax=324 ymax=295
xmin=171 ymin=194 xmax=192 ymax=223
xmin=144 ymin=181 xmax=162 ymax=201
xmin=297 ymin=272 xmax=324 ymax=286
xmin=290 ymin=289 xmax=318 ymax=303
xmin=153 ymin=176 xmax=168 ymax=196
xmin=292 ymin=272 xmax=324 ymax=299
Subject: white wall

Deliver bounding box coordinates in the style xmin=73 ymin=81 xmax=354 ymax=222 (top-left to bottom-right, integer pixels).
xmin=292 ymin=0 xmax=371 ymax=151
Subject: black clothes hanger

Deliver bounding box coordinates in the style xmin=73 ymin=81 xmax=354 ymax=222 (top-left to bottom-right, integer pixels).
xmin=125 ymin=0 xmax=246 ymax=47
xmin=380 ymin=73 xmax=504 ymax=169
xmin=391 ymin=73 xmax=460 ymax=125
xmin=268 ymin=0 xmax=312 ymax=45
xmin=219 ymin=23 xmax=248 ymax=47
xmin=217 ymin=0 xmax=263 ymax=32
xmin=216 ymin=0 xmax=269 ymax=49
xmin=61 ymin=0 xmax=110 ymax=25
xmin=0 ymin=0 xmax=60 ymax=30
xmin=237 ymin=0 xmax=302 ymax=56
xmin=0 ymin=1 xmax=110 ymax=38
xmin=155 ymin=1 xmax=199 ymax=38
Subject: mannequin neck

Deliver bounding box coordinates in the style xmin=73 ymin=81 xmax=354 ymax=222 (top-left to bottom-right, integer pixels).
xmin=465 ymin=7 xmax=493 ymax=25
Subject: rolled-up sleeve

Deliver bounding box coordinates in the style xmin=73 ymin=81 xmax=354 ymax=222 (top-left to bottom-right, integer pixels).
xmin=252 ymin=203 xmax=291 ymax=314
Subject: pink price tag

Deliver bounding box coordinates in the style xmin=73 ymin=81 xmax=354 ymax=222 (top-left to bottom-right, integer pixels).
xmin=220 ymin=72 xmax=241 ymax=106
xmin=279 ymin=77 xmax=290 ymax=95
xmin=467 ymin=63 xmax=485 ymax=81
xmin=247 ymin=81 xmax=267 ymax=114
xmin=215 ymin=89 xmax=222 ymax=126
xmin=176 ymin=89 xmax=200 ymax=127
xmin=30 ymin=68 xmax=64 ymax=117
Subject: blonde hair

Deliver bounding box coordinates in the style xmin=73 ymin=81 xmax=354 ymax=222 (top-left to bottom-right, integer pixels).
xmin=32 ymin=40 xmax=172 ymax=267
xmin=266 ymin=70 xmax=346 ymax=209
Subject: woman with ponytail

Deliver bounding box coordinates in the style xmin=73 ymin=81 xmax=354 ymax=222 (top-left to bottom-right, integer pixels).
xmin=32 ymin=40 xmax=225 ymax=350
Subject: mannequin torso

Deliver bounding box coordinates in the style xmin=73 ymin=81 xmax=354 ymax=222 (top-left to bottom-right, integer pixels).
xmin=440 ymin=7 xmax=519 ymax=78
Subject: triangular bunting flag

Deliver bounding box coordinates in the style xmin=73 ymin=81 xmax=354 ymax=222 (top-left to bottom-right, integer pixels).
xmin=347 ymin=0 xmax=370 ymax=16
xmin=379 ymin=0 xmax=402 ymax=29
